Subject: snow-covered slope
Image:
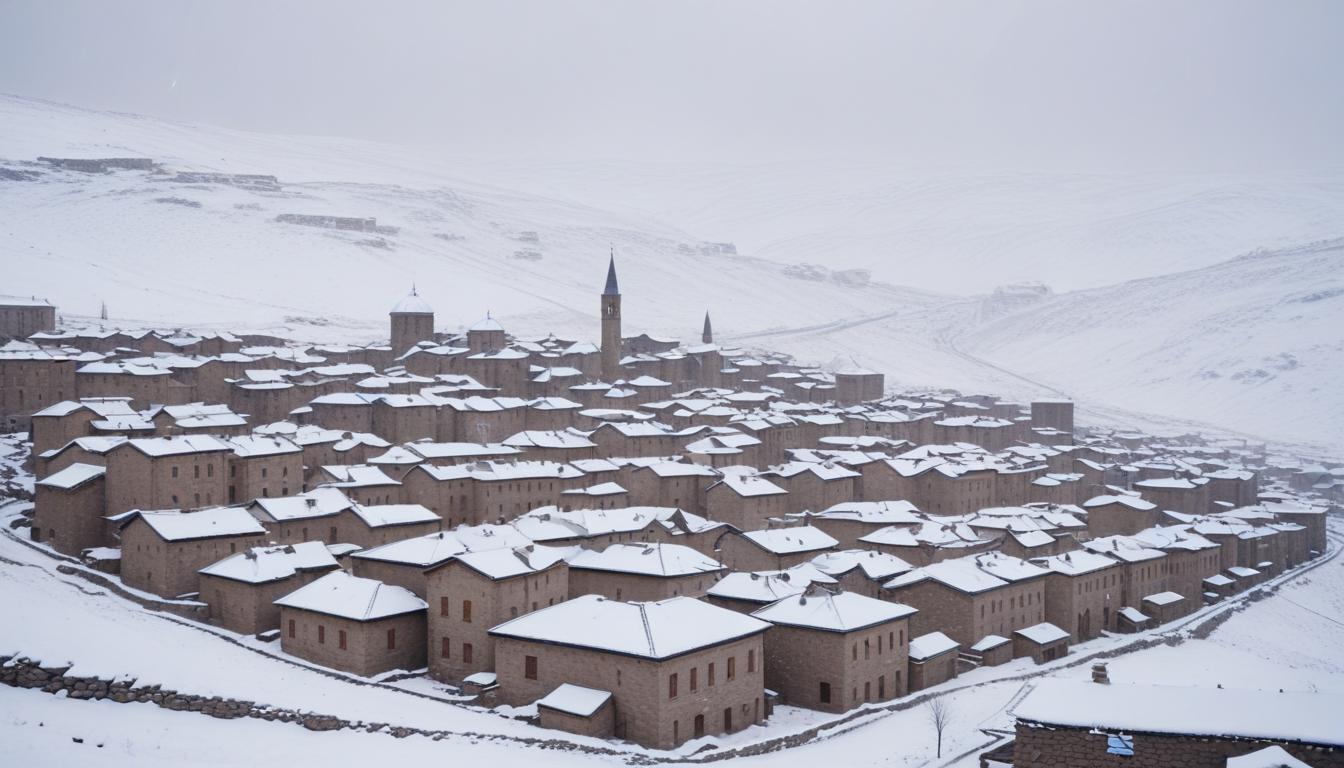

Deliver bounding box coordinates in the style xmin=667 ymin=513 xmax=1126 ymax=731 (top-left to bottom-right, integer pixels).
xmin=0 ymin=95 xmax=936 ymax=343
xmin=959 ymin=239 xmax=1344 ymax=451
xmin=465 ymin=160 xmax=1344 ymax=293
xmin=1 ymin=94 xmax=1339 ymax=451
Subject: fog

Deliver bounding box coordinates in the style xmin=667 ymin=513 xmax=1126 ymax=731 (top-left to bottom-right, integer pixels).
xmin=3 ymin=0 xmax=1342 ymax=172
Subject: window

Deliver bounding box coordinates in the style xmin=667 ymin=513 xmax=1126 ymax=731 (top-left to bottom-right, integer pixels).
xmin=261 ymin=467 xmax=268 ymax=479
xmin=724 ymin=707 xmax=733 ymax=731
xmin=338 ymin=630 xmax=347 ymax=650
xmin=386 ymin=628 xmax=396 ymax=650
xmin=748 ymin=649 xmax=756 ymax=673
xmin=819 ymin=681 xmax=831 ymax=703
xmin=462 ymin=600 xmax=473 ymax=623
xmin=708 ymin=662 xmax=716 ymax=686
xmin=727 ymin=656 xmax=736 ymax=680
xmin=690 ymin=667 xmax=698 ymax=692
xmin=441 ymin=637 xmax=451 ymax=658
xmin=669 ymin=673 xmax=678 ymax=699
xmin=463 ymin=643 xmax=474 ymax=664
xmin=172 ymin=466 xmax=179 ymax=478
xmin=207 ymin=464 xmax=213 ymax=477
xmin=693 ymin=714 xmax=704 ymax=738
xmin=288 ymin=619 xmax=295 ymax=638
xmin=525 ymin=655 xmax=538 ymax=680
xmin=440 ymin=597 xmax=450 ymax=616
xmin=194 ymin=465 xmax=200 ymax=479
xmin=318 ymin=625 xmax=326 ymax=644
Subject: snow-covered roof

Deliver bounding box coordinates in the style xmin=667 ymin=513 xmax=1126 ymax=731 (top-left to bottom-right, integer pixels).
xmin=227 ymin=435 xmax=301 ymax=458
xmin=128 ymin=435 xmax=232 ymax=457
xmin=536 ymin=683 xmax=612 ymax=717
xmin=1226 ymin=746 xmax=1314 ymax=768
xmin=349 ymin=503 xmax=439 ymax=528
xmin=1034 ymin=550 xmax=1118 ymax=576
xmin=198 ymin=542 xmax=339 ymax=584
xmin=1143 ymin=590 xmax=1184 ymax=606
xmin=274 ymin=571 xmax=427 ymax=621
xmin=250 ymin=487 xmax=354 ymax=521
xmin=569 ymin=543 xmax=723 ymax=578
xmin=1083 ymin=494 xmax=1157 ymax=511
xmin=970 ymin=634 xmax=1010 ymax=652
xmin=814 ymin=500 xmax=923 ymax=524
xmin=908 ymin=631 xmax=959 ymax=661
xmin=740 ymin=526 xmax=838 ymax=554
xmin=488 ymin=594 xmax=769 ymax=660
xmin=752 ymin=589 xmax=915 ymax=632
xmin=1013 ymin=680 xmax=1344 ymax=746
xmin=125 ymin=507 xmax=266 ymax=542
xmin=1014 ymin=622 xmax=1069 ymax=645
xmin=810 ymin=549 xmax=913 ymax=581
xmin=707 ymin=566 xmax=835 ymax=604
xmin=390 ymin=292 xmax=433 ymax=314
xmin=452 ymin=545 xmax=571 ymax=580
xmin=35 ymin=462 xmax=105 ymax=491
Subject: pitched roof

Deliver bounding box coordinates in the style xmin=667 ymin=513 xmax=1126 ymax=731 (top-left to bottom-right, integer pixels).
xmin=488 ymin=595 xmax=768 ymax=660
xmin=274 ymin=571 xmax=427 ymax=621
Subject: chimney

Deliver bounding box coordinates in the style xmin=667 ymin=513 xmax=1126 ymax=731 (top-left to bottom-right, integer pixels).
xmin=1092 ymin=662 xmax=1110 ymax=684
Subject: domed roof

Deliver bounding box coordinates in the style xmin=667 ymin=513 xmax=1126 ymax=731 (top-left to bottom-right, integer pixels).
xmin=469 ymin=314 xmax=505 ymax=332
xmin=391 ymin=291 xmax=433 ymax=314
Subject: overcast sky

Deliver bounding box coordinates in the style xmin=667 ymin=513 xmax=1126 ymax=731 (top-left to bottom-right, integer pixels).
xmin=2 ymin=0 xmax=1341 ymax=172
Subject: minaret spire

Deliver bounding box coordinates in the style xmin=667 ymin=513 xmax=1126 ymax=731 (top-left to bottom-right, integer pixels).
xmin=603 ymin=248 xmax=620 ymax=296
xmin=702 ymin=311 xmax=713 ymax=344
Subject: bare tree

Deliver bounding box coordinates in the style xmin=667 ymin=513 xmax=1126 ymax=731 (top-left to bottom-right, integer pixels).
xmin=927 ymin=697 xmax=953 ymax=759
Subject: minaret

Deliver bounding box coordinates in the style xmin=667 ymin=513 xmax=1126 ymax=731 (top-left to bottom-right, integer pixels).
xmin=701 ymin=311 xmax=713 ymax=344
xmin=390 ymin=285 xmax=434 ymax=356
xmin=600 ymin=251 xmax=622 ymax=381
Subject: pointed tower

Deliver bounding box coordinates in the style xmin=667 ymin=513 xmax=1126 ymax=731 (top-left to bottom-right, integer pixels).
xmin=600 ymin=251 xmax=622 ymax=381
xmin=390 ymin=286 xmax=434 ymax=356
xmin=701 ymin=311 xmax=713 ymax=344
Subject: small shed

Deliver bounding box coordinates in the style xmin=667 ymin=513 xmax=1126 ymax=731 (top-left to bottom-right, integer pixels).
xmin=1142 ymin=591 xmax=1186 ymax=625
xmin=1116 ymin=606 xmax=1150 ymax=633
xmin=969 ymin=634 xmax=1013 ymax=667
xmin=908 ymin=631 xmax=960 ymax=692
xmin=536 ymin=683 xmax=615 ymax=739
xmin=1012 ymin=622 xmax=1069 ymax=664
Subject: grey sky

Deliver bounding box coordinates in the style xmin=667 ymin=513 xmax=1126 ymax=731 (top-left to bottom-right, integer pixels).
xmin=1 ymin=0 xmax=1341 ymax=171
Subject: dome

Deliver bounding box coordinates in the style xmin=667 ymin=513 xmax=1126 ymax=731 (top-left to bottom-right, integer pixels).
xmin=469 ymin=315 xmax=505 ymax=332
xmin=391 ymin=291 xmax=433 ymax=314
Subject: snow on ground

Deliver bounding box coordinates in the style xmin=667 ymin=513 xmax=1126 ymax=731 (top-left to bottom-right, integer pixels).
xmin=2 ymin=509 xmax=1340 ymax=766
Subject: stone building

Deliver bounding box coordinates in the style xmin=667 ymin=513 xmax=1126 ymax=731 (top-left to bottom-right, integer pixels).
xmin=703 ymin=470 xmax=790 ymax=530
xmin=30 ymin=397 xmax=140 ymax=457
xmin=1080 ymin=536 xmax=1168 ymax=629
xmin=0 ymin=345 xmax=80 ymax=431
xmin=32 ymin=462 xmax=108 ymax=555
xmin=117 ymin=507 xmax=268 ymax=598
xmin=752 ymin=586 xmax=915 ymax=712
xmin=424 ymin=544 xmax=570 ymax=683
xmin=834 ymin=368 xmax=885 ymax=406
xmin=489 ymin=594 xmax=770 ymax=749
xmin=349 ymin=524 xmax=532 ymax=597
xmin=276 ymin=571 xmax=428 ymax=677
xmin=104 ymin=435 xmax=232 ymax=515
xmin=0 ymin=296 xmax=57 ymax=340
xmin=715 ymin=526 xmax=838 ymax=572
xmin=197 ymin=541 xmax=341 ymax=635
xmin=567 ymin=542 xmax=725 ymax=602
xmin=389 ymin=290 xmax=435 ymax=358
xmin=1030 ymin=400 xmax=1074 ymax=437
xmin=883 ymin=552 xmax=1048 ymax=649
xmin=809 ymin=549 xmax=914 ymax=599
xmin=907 ymin=631 xmax=960 ymax=692
xmin=1009 ymin=678 xmax=1344 ymax=768
xmin=1082 ymin=494 xmax=1159 ymax=538
xmin=225 ymin=435 xmax=303 ymax=504
xmin=1033 ymin=550 xmax=1122 ymax=642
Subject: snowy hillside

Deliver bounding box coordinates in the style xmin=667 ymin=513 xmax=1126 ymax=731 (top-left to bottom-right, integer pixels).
xmin=1 ymin=94 xmax=1340 ymax=452
xmin=959 ymin=240 xmax=1344 ymax=451
xmin=0 ymin=95 xmax=936 ymax=344
xmin=465 ymin=160 xmax=1344 ymax=293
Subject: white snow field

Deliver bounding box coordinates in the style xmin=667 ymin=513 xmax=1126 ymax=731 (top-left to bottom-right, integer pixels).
xmin=1 ymin=92 xmax=1341 ymax=451
xmin=1 ymin=508 xmax=1339 ymax=767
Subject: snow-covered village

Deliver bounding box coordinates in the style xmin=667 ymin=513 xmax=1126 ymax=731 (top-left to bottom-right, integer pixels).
xmin=1 ymin=3 xmax=1343 ymax=768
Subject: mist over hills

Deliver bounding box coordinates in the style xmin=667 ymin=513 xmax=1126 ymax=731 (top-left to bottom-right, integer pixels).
xmin=1 ymin=94 xmax=1339 ymax=452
